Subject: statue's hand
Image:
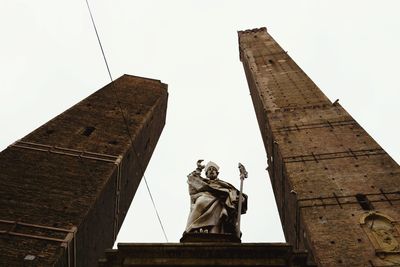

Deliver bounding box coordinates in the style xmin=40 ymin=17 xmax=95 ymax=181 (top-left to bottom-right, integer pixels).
xmin=190 ymin=159 xmax=205 ymax=176
xmin=233 ymin=195 xmax=243 ymax=207
xmin=196 ymin=159 xmax=205 ymax=170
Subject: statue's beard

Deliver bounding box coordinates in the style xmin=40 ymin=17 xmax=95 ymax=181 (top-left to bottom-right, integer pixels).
xmin=206 ymin=169 xmax=219 ymax=180
xmin=207 ymin=174 xmax=218 ymax=180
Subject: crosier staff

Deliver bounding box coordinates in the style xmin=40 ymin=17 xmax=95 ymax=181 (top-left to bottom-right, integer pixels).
xmin=236 ymin=163 xmax=248 ymax=238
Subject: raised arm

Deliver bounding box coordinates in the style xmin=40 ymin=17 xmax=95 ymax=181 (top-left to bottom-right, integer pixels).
xmin=188 ymin=159 xmax=205 ymax=177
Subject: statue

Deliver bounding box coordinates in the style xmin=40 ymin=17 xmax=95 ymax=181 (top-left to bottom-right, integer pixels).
xmin=184 ymin=160 xmax=247 ymax=236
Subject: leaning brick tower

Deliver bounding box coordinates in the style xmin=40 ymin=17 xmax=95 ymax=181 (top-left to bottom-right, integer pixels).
xmin=239 ymin=27 xmax=400 ymax=266
xmin=0 ymin=75 xmax=168 ymax=266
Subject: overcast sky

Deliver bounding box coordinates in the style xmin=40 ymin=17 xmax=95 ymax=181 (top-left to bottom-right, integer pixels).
xmin=1 ymin=1 xmax=399 ymax=245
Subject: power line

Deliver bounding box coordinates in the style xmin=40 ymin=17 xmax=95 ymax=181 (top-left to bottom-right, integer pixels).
xmin=84 ymin=0 xmax=168 ymax=242
xmin=84 ymin=0 xmax=112 ymax=82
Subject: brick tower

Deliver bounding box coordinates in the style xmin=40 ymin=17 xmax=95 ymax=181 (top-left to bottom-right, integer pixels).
xmin=238 ymin=27 xmax=400 ymax=266
xmin=0 ymin=75 xmax=168 ymax=266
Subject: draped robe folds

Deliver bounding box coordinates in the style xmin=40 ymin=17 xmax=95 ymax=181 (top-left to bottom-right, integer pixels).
xmin=185 ymin=171 xmax=247 ymax=234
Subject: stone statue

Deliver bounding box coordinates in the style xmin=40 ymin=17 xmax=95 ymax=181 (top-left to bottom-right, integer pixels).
xmin=184 ymin=160 xmax=247 ymax=235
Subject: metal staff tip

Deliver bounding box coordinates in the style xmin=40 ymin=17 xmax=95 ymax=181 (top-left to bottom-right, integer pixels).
xmin=238 ymin=163 xmax=248 ymax=179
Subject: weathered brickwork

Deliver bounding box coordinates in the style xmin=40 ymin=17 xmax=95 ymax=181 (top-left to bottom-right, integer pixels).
xmin=0 ymin=75 xmax=168 ymax=266
xmin=239 ymin=27 xmax=400 ymax=266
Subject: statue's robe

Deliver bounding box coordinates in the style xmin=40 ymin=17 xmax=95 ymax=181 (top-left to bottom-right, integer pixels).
xmin=185 ymin=171 xmax=247 ymax=234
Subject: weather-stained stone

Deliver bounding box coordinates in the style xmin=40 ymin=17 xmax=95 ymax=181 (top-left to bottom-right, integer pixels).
xmin=180 ymin=232 xmax=241 ymax=243
xmin=99 ymin=242 xmax=312 ymax=267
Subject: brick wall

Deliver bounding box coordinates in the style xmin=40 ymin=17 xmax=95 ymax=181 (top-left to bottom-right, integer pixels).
xmin=0 ymin=74 xmax=168 ymax=266
xmin=239 ymin=28 xmax=400 ymax=267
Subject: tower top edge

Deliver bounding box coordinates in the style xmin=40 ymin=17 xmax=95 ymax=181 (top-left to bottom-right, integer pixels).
xmin=237 ymin=27 xmax=267 ymax=35
xmin=121 ymin=74 xmax=168 ymax=88
xmin=122 ymin=73 xmax=162 ymax=84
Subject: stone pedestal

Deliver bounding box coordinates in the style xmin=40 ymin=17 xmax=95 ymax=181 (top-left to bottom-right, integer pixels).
xmin=180 ymin=232 xmax=241 ymax=243
xmin=99 ymin=242 xmax=313 ymax=267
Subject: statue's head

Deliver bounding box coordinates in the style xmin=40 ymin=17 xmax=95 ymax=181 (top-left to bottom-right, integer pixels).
xmin=205 ymin=161 xmax=219 ymax=180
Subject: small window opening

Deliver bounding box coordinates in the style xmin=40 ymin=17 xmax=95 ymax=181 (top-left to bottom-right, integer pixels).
xmin=355 ymin=194 xmax=374 ymax=210
xmin=82 ymin=126 xmax=95 ymax=137
xmin=46 ymin=129 xmax=55 ymax=135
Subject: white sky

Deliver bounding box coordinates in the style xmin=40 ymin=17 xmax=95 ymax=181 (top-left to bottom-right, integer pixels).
xmin=0 ymin=1 xmax=399 ymax=245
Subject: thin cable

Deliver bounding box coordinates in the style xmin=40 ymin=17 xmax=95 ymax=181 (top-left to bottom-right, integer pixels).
xmin=84 ymin=0 xmax=168 ymax=242
xmin=85 ymin=0 xmax=113 ymax=82
xmin=143 ymin=175 xmax=169 ymax=242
